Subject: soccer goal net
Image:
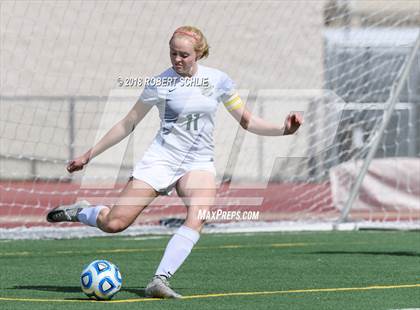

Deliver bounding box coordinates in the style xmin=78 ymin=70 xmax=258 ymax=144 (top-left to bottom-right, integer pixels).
xmin=1 ymin=1 xmax=419 ymax=239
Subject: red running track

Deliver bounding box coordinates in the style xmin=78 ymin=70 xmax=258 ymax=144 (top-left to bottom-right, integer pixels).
xmin=0 ymin=181 xmax=335 ymax=228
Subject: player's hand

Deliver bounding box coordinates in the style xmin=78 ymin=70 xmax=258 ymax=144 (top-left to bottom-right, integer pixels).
xmin=283 ymin=112 xmax=303 ymax=135
xmin=66 ymin=154 xmax=90 ymax=173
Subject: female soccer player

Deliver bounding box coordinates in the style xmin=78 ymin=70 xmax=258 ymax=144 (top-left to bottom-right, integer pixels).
xmin=47 ymin=26 xmax=303 ymax=298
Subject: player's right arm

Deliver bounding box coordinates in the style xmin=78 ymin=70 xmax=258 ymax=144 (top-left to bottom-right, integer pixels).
xmin=67 ymin=99 xmax=153 ymax=173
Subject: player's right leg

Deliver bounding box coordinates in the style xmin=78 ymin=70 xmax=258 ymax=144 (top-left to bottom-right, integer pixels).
xmin=46 ymin=179 xmax=158 ymax=233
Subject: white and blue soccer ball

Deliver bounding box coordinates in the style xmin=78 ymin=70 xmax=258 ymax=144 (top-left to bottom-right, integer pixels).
xmin=80 ymin=260 xmax=122 ymax=300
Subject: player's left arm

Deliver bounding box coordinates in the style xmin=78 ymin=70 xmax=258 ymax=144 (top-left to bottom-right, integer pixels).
xmin=223 ymin=93 xmax=303 ymax=136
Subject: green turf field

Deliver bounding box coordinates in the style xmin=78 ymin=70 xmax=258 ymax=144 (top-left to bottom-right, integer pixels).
xmin=0 ymin=231 xmax=419 ymax=310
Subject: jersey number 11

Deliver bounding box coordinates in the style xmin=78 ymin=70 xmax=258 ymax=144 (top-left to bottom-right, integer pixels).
xmin=186 ymin=113 xmax=200 ymax=130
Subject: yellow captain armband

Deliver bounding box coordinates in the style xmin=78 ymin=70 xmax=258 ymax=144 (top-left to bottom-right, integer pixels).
xmin=223 ymin=94 xmax=245 ymax=112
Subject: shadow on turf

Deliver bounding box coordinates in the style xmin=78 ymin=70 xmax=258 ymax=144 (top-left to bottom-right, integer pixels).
xmin=309 ymin=251 xmax=420 ymax=257
xmin=9 ymin=285 xmax=147 ymax=297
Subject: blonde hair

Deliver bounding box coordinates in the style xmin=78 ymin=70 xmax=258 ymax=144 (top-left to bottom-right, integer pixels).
xmin=171 ymin=26 xmax=209 ymax=60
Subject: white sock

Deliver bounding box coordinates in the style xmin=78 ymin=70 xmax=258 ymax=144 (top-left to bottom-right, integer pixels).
xmin=77 ymin=205 xmax=107 ymax=227
xmin=155 ymin=225 xmax=200 ymax=278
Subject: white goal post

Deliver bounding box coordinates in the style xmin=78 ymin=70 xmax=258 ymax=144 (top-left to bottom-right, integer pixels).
xmin=1 ymin=0 xmax=419 ymax=239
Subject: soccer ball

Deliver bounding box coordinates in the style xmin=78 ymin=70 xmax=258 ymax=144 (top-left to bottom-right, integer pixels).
xmin=80 ymin=260 xmax=122 ymax=300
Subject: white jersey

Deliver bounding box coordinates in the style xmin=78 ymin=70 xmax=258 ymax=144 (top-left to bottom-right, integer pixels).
xmin=139 ymin=64 xmax=236 ymax=164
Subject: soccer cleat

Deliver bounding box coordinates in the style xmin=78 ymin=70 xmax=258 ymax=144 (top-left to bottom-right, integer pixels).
xmin=144 ymin=275 xmax=182 ymax=299
xmin=46 ymin=200 xmax=90 ymax=223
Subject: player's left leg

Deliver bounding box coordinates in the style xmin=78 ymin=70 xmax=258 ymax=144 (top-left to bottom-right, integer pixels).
xmin=145 ymin=170 xmax=216 ymax=298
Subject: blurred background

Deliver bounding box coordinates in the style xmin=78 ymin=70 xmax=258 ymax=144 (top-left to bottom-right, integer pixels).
xmin=0 ymin=0 xmax=419 ymax=234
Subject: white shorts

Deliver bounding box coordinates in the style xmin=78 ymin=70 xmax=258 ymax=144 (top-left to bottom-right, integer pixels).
xmin=131 ymin=140 xmax=216 ymax=195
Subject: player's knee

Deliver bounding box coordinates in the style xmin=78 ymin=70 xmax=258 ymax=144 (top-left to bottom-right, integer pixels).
xmin=101 ymin=219 xmax=128 ymax=233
